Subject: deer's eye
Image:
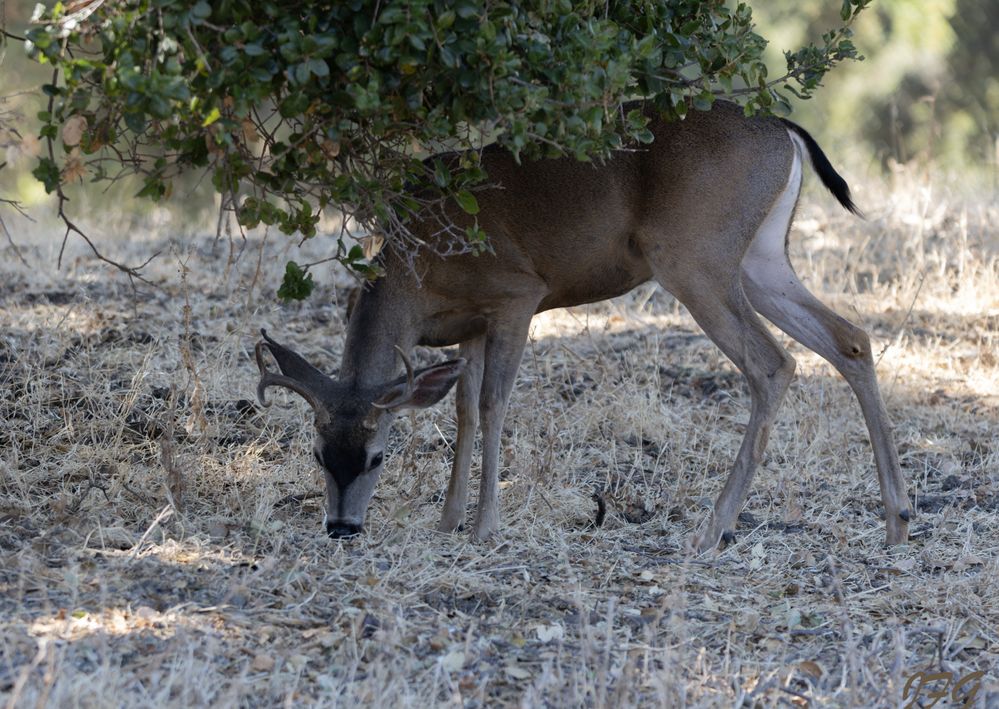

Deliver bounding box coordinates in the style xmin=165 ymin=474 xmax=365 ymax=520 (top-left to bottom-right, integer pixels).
xmin=369 ymin=452 xmax=384 ymax=470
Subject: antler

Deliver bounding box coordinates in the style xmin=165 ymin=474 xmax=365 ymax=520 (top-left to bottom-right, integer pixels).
xmin=255 ymin=340 xmax=324 ymax=414
xmin=371 ymin=345 xmax=417 ymax=410
xmin=395 ymin=344 xmax=414 ymax=392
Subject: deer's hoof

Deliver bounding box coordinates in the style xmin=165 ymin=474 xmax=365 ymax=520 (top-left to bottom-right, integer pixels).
xmin=437 ymin=520 xmax=464 ymax=533
xmin=473 ymin=520 xmax=497 ymax=542
xmin=885 ymin=511 xmax=910 ymax=546
xmin=691 ymin=530 xmax=717 ymax=555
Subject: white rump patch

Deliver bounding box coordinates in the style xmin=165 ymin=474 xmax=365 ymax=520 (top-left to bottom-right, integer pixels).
xmin=742 ymin=132 xmax=805 ymax=282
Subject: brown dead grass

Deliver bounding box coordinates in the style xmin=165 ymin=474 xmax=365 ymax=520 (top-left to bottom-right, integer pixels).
xmin=1 ymin=169 xmax=997 ymax=707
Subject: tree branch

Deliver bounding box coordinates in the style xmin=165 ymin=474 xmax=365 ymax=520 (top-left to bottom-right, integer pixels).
xmin=41 ymin=67 xmax=161 ymax=286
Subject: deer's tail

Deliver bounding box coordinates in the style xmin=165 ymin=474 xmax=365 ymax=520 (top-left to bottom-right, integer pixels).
xmin=781 ymin=119 xmax=862 ymax=218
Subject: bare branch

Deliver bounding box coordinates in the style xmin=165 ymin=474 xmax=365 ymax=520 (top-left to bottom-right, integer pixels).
xmin=0 ymin=209 xmax=31 ymax=268
xmin=41 ymin=67 xmax=160 ymax=286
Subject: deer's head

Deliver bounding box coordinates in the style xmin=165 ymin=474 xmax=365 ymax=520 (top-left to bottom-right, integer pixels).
xmin=254 ymin=330 xmax=464 ymax=538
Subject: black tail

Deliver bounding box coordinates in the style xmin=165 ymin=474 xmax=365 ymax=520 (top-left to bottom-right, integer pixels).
xmin=780 ymin=119 xmax=862 ymax=218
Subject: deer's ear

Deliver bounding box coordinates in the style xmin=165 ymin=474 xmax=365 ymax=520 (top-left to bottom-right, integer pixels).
xmin=373 ymin=359 xmax=466 ymax=411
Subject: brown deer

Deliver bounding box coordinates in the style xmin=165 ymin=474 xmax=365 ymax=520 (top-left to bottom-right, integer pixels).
xmin=255 ymin=101 xmax=911 ymax=552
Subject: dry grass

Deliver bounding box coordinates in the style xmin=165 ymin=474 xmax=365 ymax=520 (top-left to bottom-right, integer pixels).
xmin=1 ymin=169 xmax=997 ymax=708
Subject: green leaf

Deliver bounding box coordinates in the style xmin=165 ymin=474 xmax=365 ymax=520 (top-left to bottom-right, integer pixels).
xmin=308 ymin=58 xmax=329 ymax=78
xmin=32 ymin=157 xmax=60 ymax=193
xmin=277 ymin=261 xmax=315 ymax=301
xmin=455 ymin=190 xmax=479 ymax=215
xmin=693 ymin=91 xmax=714 ymax=111
xmin=294 ymin=62 xmax=311 ymax=84
xmin=202 ymin=107 xmax=221 ymax=127
xmin=436 ymin=10 xmax=456 ymax=29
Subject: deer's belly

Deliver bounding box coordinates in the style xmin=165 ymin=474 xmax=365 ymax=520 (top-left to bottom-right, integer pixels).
xmin=536 ymin=269 xmax=652 ymax=312
xmin=534 ymin=234 xmax=653 ymax=312
xmin=418 ymin=312 xmax=488 ymax=347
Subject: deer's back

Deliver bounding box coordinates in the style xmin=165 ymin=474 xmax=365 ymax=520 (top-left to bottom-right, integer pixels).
xmin=401 ymin=102 xmax=795 ymax=339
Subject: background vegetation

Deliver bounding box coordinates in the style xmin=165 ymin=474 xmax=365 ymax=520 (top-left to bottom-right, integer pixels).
xmin=2 ymin=0 xmax=997 ymax=263
xmin=5 ymin=0 xmax=870 ymax=290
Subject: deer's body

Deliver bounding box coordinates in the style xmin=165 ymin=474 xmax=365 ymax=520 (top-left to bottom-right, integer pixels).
xmin=257 ymin=101 xmax=911 ymax=551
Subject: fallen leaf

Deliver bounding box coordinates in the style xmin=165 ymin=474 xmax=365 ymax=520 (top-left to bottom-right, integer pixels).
xmin=951 ymin=554 xmax=986 ymax=572
xmin=956 ymin=635 xmax=987 ymax=650
xmin=785 ymin=608 xmax=802 ymax=629
xmin=321 ymin=139 xmax=341 ymax=158
xmin=504 ymin=665 xmax=532 ymax=680
xmin=241 ymin=119 xmax=260 ymax=144
xmin=251 ymin=653 xmax=275 ymax=672
xmin=799 ymin=660 xmax=823 ymax=679
xmin=736 ymin=609 xmax=760 ymax=632
xmin=535 ymin=623 xmax=564 ymax=643
xmin=133 ymin=606 xmax=157 ymax=620
xmin=62 ymin=115 xmax=88 ymax=147
xmin=441 ymin=649 xmax=465 ymax=672
xmin=21 ymin=133 xmax=41 ymax=158
xmin=61 ymin=148 xmax=87 ymax=183
xmin=361 ymin=234 xmax=384 ymax=260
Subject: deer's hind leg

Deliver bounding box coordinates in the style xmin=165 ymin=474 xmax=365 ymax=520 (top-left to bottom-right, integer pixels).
xmin=652 ymin=256 xmax=797 ymax=553
xmin=741 ymin=229 xmax=910 ymax=545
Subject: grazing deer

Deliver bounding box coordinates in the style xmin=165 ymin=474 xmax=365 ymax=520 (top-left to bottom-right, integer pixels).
xmin=255 ymin=101 xmax=911 ymax=552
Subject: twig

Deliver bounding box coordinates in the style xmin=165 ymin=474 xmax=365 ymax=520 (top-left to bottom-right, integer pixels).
xmin=591 ymin=492 xmax=607 ymax=528
xmin=1 ymin=29 xmax=27 ymax=43
xmin=42 ymin=67 xmax=160 ymax=287
xmin=0 ymin=209 xmax=31 ymax=268
xmin=127 ymin=504 xmax=173 ymax=559
xmin=877 ymin=269 xmax=925 ymax=366
xmin=159 ymin=386 xmax=184 ymax=512
xmin=274 ymin=491 xmax=323 ymax=508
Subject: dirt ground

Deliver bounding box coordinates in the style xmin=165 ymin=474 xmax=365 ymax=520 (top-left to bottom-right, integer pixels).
xmin=1 ymin=170 xmax=998 ymax=707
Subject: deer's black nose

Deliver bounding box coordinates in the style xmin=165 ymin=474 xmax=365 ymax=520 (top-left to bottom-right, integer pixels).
xmin=326 ymin=521 xmax=362 ymax=539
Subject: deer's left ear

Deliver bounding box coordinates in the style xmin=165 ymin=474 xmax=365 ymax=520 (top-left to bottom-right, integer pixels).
xmin=373 ymin=359 xmax=466 ymax=411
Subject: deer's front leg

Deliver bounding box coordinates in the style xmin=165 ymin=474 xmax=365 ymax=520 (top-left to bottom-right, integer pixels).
xmin=473 ymin=315 xmax=535 ymax=541
xmin=439 ymin=336 xmax=485 ymax=532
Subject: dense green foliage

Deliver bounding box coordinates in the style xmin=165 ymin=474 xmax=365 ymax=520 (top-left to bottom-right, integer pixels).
xmin=21 ymin=0 xmax=869 ymax=291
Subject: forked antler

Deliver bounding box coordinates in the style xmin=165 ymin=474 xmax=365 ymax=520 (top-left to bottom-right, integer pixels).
xmin=255 ymin=340 xmax=324 ymax=414
xmin=371 ymin=345 xmax=417 ymax=410
xmin=395 ymin=344 xmax=415 ymax=390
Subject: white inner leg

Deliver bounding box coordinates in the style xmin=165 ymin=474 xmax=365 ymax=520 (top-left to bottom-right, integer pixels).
xmin=741 ymin=133 xmax=841 ymax=351
xmin=743 ymin=133 xmax=804 ymax=278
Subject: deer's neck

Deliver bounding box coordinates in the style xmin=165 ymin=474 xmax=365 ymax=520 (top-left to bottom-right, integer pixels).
xmin=340 ymin=276 xmax=420 ymax=387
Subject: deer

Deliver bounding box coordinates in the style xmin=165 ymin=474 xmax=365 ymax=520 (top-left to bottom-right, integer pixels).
xmin=254 ymin=100 xmax=911 ymax=552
